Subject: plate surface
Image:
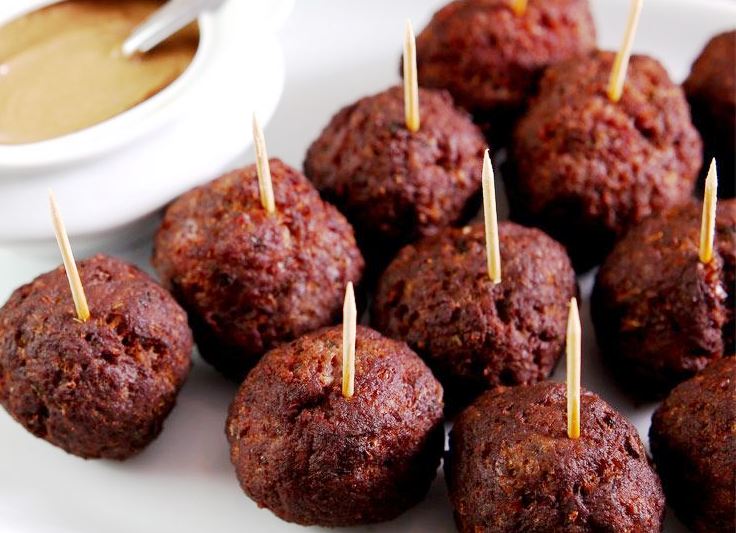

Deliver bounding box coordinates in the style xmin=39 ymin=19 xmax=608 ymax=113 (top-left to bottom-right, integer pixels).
xmin=1 ymin=1 xmax=735 ymax=532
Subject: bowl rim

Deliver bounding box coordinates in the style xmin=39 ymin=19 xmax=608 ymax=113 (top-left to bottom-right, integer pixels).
xmin=0 ymin=0 xmax=215 ymax=171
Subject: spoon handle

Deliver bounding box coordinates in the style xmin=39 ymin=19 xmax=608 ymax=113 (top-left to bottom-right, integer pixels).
xmin=122 ymin=0 xmax=222 ymax=56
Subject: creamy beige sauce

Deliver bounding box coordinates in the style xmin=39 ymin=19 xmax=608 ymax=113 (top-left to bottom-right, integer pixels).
xmin=0 ymin=0 xmax=199 ymax=145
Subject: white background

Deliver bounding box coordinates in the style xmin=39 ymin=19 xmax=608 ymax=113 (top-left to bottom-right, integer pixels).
xmin=1 ymin=1 xmax=735 ymax=531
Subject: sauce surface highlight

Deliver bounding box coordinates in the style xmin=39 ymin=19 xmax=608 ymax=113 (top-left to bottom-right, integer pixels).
xmin=0 ymin=0 xmax=199 ymax=145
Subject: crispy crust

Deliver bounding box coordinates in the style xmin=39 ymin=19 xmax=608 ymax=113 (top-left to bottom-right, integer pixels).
xmin=153 ymin=159 xmax=364 ymax=380
xmin=447 ymin=382 xmax=665 ymax=532
xmin=304 ymin=86 xmax=486 ymax=265
xmin=372 ymin=222 xmax=576 ymax=410
xmin=593 ymin=200 xmax=735 ymax=398
xmin=650 ymin=358 xmax=736 ymax=533
xmin=684 ymin=30 xmax=736 ymax=198
xmin=0 ymin=254 xmax=192 ymax=459
xmin=415 ymin=0 xmax=596 ymax=141
xmin=508 ymin=50 xmax=702 ymax=271
xmin=225 ymin=325 xmax=445 ymax=526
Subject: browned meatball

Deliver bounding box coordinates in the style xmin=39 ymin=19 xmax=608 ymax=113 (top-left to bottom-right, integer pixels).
xmin=304 ymin=86 xmax=486 ymax=266
xmin=225 ymin=325 xmax=445 ymax=526
xmin=153 ymin=159 xmax=364 ymax=381
xmin=684 ymin=30 xmax=736 ymax=198
xmin=372 ymin=222 xmax=577 ymax=409
xmin=0 ymin=254 xmax=192 ymax=460
xmin=592 ymin=200 xmax=735 ymax=398
xmin=650 ymin=357 xmax=735 ymax=533
xmin=415 ymin=0 xmax=596 ymax=141
xmin=447 ymin=382 xmax=665 ymax=533
xmin=507 ymin=50 xmax=703 ymax=271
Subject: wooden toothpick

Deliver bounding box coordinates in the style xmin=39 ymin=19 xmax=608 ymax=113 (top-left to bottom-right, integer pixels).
xmin=699 ymin=158 xmax=719 ymax=264
xmin=607 ymin=0 xmax=644 ymax=102
xmin=403 ymin=19 xmax=420 ymax=133
xmin=252 ymin=114 xmax=276 ymax=214
xmin=342 ymin=282 xmax=357 ymax=399
xmin=482 ymin=150 xmax=501 ymax=284
xmin=566 ymin=297 xmax=581 ymax=440
xmin=511 ymin=0 xmax=528 ymax=16
xmin=49 ymin=191 xmax=90 ymax=322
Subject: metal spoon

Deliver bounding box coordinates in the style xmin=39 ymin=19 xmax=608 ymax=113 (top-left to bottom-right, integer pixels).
xmin=121 ymin=0 xmax=224 ymax=57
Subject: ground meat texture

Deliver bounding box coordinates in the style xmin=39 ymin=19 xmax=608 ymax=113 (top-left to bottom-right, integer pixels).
xmin=414 ymin=0 xmax=596 ymax=142
xmin=371 ymin=222 xmax=577 ymax=410
xmin=0 ymin=254 xmax=192 ymax=460
xmin=650 ymin=358 xmax=736 ymax=533
xmin=303 ymin=86 xmax=486 ymax=266
xmin=684 ymin=30 xmax=736 ymax=198
xmin=153 ymin=159 xmax=364 ymax=381
xmin=446 ymin=382 xmax=665 ymax=533
xmin=592 ymin=200 xmax=735 ymax=398
xmin=507 ymin=50 xmax=702 ymax=272
xmin=225 ymin=325 xmax=444 ymax=526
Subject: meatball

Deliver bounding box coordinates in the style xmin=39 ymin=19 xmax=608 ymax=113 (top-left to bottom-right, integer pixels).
xmin=153 ymin=159 xmax=364 ymax=381
xmin=304 ymin=86 xmax=486 ymax=267
xmin=684 ymin=30 xmax=736 ymax=198
xmin=225 ymin=325 xmax=445 ymax=526
xmin=650 ymin=357 xmax=735 ymax=533
xmin=592 ymin=200 xmax=735 ymax=398
xmin=372 ymin=222 xmax=577 ymax=409
xmin=507 ymin=50 xmax=703 ymax=271
xmin=415 ymin=0 xmax=596 ymax=141
xmin=0 ymin=254 xmax=192 ymax=460
xmin=447 ymin=382 xmax=665 ymax=533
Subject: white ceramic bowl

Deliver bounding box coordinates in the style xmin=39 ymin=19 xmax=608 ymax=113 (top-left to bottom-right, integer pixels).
xmin=0 ymin=0 xmax=293 ymax=244
xmin=0 ymin=0 xmax=214 ymax=170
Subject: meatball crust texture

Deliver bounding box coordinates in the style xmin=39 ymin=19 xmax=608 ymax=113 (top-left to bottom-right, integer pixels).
xmin=303 ymin=86 xmax=486 ymax=261
xmin=650 ymin=358 xmax=736 ymax=533
xmin=0 ymin=254 xmax=192 ymax=460
xmin=684 ymin=30 xmax=736 ymax=198
xmin=226 ymin=326 xmax=445 ymax=526
xmin=153 ymin=159 xmax=364 ymax=380
xmin=593 ymin=200 xmax=735 ymax=397
xmin=447 ymin=383 xmax=665 ymax=533
xmin=508 ymin=50 xmax=702 ymax=271
xmin=415 ymin=0 xmax=596 ymax=139
xmin=372 ymin=222 xmax=577 ymax=408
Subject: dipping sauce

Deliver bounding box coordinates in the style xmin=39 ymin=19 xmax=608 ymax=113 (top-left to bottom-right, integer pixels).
xmin=0 ymin=0 xmax=199 ymax=145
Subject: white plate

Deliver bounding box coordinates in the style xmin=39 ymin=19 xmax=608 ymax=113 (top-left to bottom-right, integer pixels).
xmin=1 ymin=1 xmax=735 ymax=532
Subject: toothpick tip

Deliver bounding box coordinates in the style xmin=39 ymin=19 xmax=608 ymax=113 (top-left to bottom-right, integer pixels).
xmin=566 ymin=296 xmax=581 ymax=440
xmin=700 ymin=158 xmax=719 ymax=264
xmin=403 ymin=20 xmax=420 ymax=133
xmin=607 ymin=0 xmax=644 ymax=102
xmin=252 ymin=114 xmax=276 ymax=214
xmin=48 ymin=191 xmax=90 ymax=322
xmin=569 ymin=296 xmax=579 ymax=315
xmin=342 ymin=281 xmax=357 ymax=399
xmin=511 ymin=0 xmax=528 ymax=16
xmin=482 ymin=150 xmax=501 ymax=284
xmin=344 ymin=281 xmax=355 ymax=303
xmin=706 ymin=158 xmax=718 ymax=188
